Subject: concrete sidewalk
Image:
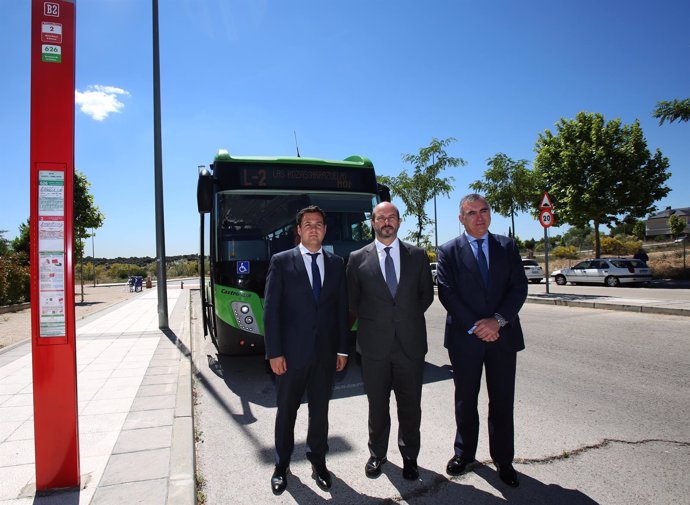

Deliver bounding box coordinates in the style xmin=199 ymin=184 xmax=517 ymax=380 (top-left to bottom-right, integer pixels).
xmin=0 ymin=287 xmax=194 ymax=505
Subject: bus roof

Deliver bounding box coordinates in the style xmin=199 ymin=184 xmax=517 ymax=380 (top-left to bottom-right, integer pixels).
xmin=214 ymin=150 xmax=373 ymax=168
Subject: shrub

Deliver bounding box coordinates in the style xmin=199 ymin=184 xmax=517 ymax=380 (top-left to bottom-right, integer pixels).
xmin=551 ymin=245 xmax=579 ymax=259
xmin=599 ymin=236 xmax=641 ymax=256
xmin=0 ymin=253 xmax=30 ymax=305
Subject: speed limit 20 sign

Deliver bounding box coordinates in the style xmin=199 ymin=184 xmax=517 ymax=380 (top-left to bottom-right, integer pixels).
xmin=539 ymin=208 xmax=554 ymax=228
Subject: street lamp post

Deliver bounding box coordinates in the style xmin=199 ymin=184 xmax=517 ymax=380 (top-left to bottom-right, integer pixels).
xmin=91 ymin=229 xmax=96 ymax=287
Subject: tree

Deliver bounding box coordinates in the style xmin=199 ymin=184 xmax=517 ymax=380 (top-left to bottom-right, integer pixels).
xmin=561 ymin=224 xmax=595 ymax=251
xmin=74 ymin=170 xmax=105 ymax=258
xmin=378 ymin=138 xmax=465 ymax=247
xmin=0 ymin=230 xmax=9 ymax=256
xmin=534 ymin=112 xmax=671 ymax=258
xmin=632 ymin=221 xmax=646 ymax=240
xmin=609 ymin=214 xmax=641 ymax=237
xmin=11 ymin=220 xmax=30 ymax=257
xmin=74 ymin=171 xmax=105 ymax=301
xmin=669 ymin=214 xmax=687 ymax=239
xmin=469 ymin=153 xmax=539 ymax=238
xmin=653 ymin=98 xmax=690 ymax=125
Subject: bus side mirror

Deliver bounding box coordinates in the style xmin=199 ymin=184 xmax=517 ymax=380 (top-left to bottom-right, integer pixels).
xmin=377 ymin=183 xmax=391 ymax=202
xmin=197 ymin=168 xmax=214 ymax=213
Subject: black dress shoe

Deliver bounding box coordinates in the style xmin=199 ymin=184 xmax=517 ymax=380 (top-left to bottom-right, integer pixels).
xmin=446 ymin=456 xmax=475 ymax=476
xmin=365 ymin=456 xmax=387 ymax=478
xmin=496 ymin=463 xmax=519 ymax=487
xmin=402 ymin=458 xmax=419 ymax=480
xmin=312 ymin=463 xmax=332 ymax=490
xmin=271 ymin=466 xmax=288 ymax=495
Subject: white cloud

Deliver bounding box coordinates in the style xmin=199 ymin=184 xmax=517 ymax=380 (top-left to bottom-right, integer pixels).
xmin=75 ymin=85 xmax=130 ymax=121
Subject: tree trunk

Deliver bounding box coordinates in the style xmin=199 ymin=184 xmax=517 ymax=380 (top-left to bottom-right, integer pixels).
xmin=594 ymin=220 xmax=601 ymax=258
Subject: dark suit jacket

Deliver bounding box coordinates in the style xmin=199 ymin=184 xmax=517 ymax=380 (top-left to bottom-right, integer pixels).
xmin=437 ymin=233 xmax=528 ymax=354
xmin=263 ymin=246 xmax=348 ymax=370
xmin=346 ymin=241 xmax=434 ymax=360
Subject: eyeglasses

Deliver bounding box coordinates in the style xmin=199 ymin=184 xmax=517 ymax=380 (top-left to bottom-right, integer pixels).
xmin=374 ymin=216 xmax=399 ymax=224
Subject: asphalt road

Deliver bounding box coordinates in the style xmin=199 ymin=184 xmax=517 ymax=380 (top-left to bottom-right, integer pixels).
xmin=192 ymin=291 xmax=690 ymax=505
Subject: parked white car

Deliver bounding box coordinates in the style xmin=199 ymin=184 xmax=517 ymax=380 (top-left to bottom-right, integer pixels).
xmin=522 ymin=259 xmax=544 ymax=283
xmin=551 ymin=258 xmax=652 ymax=287
xmin=430 ymin=262 xmax=438 ymax=285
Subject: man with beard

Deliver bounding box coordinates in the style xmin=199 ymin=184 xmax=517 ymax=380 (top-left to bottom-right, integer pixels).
xmin=346 ymin=201 xmax=434 ymax=480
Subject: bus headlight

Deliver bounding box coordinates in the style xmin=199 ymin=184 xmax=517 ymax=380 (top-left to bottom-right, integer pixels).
xmin=231 ymin=302 xmax=259 ymax=334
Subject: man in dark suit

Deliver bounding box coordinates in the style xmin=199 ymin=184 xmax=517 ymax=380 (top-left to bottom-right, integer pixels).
xmin=263 ymin=205 xmax=349 ymax=495
xmin=436 ymin=193 xmax=528 ymax=487
xmin=346 ymin=201 xmax=434 ymax=481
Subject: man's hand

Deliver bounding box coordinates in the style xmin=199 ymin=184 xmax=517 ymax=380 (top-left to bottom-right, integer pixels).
xmin=336 ymin=355 xmax=348 ymax=372
xmin=472 ymin=317 xmax=500 ymax=342
xmin=270 ymin=356 xmax=287 ymax=375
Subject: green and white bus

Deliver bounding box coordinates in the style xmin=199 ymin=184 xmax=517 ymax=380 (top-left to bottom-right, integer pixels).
xmin=197 ymin=150 xmax=389 ymax=355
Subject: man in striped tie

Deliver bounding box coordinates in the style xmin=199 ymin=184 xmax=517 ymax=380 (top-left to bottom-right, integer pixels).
xmin=346 ymin=201 xmax=434 ymax=481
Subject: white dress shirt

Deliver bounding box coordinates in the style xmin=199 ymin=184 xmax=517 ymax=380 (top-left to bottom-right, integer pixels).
xmin=375 ymin=238 xmax=400 ymax=284
xmin=299 ymin=243 xmax=324 ymax=287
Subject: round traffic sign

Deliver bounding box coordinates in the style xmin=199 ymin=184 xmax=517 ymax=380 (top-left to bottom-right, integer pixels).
xmin=539 ymin=209 xmax=554 ymax=228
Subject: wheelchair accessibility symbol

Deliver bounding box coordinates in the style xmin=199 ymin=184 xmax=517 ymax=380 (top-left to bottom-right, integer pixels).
xmin=237 ymin=261 xmax=250 ymax=274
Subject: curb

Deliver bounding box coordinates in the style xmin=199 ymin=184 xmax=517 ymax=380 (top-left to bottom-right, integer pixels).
xmin=526 ymin=295 xmax=690 ymax=317
xmin=168 ymin=288 xmax=196 ymax=505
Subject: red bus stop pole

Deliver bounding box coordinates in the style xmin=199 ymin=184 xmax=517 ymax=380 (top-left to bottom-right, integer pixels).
xmin=29 ymin=0 xmax=80 ymax=490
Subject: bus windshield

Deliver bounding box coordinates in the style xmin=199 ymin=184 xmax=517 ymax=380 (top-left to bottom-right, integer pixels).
xmin=216 ymin=191 xmax=376 ymax=262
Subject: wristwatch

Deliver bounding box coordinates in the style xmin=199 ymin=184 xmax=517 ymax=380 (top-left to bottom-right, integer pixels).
xmin=494 ymin=313 xmax=507 ymax=328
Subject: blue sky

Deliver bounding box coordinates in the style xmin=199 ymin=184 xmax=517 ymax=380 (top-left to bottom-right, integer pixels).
xmin=2 ymin=0 xmax=689 ymax=258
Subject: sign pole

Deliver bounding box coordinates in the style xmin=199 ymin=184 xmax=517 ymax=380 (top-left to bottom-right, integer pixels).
xmin=538 ymin=192 xmax=554 ymax=295
xmin=544 ymin=226 xmax=550 ymax=294
xmin=30 ymin=0 xmax=80 ymax=490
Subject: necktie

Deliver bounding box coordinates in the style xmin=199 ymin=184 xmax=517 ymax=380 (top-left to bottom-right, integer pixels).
xmin=476 ymin=238 xmax=489 ymax=286
xmin=384 ymin=247 xmax=398 ymax=297
xmin=308 ymin=252 xmax=321 ymax=301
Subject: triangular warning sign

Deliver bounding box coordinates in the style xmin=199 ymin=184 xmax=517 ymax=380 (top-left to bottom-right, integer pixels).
xmin=539 ymin=192 xmax=553 ymax=209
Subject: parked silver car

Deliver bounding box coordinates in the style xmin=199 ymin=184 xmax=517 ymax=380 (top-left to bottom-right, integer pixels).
xmin=522 ymin=259 xmax=544 ymax=283
xmin=551 ymin=258 xmax=652 ymax=287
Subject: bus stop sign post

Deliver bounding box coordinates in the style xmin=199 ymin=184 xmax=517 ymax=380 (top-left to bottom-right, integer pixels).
xmin=30 ymin=0 xmax=80 ymax=490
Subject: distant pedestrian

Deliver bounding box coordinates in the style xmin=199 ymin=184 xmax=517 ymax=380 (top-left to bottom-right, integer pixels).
xmin=633 ymin=248 xmax=649 ymax=265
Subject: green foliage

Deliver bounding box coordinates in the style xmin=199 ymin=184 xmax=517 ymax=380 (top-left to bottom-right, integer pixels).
xmin=632 ymin=221 xmax=646 ymax=240
xmin=523 ymin=238 xmax=536 ymax=251
xmin=534 ymin=111 xmax=671 ymax=258
xmin=0 ymin=253 xmax=30 ymax=305
xmin=560 ymin=225 xmax=595 ymax=249
xmin=653 ymin=98 xmax=690 ymax=125
xmin=551 ymin=245 xmax=579 ymax=259
xmin=379 ymin=137 xmax=465 ymax=246
xmin=599 ymin=236 xmax=641 ymax=256
xmin=106 ymin=262 xmax=147 ymax=280
xmin=469 ymin=153 xmax=540 ymax=237
xmin=609 ymin=215 xmax=641 ymax=237
xmin=11 ymin=220 xmax=30 ymax=256
xmin=74 ymin=170 xmax=105 ymax=260
xmin=0 ymin=230 xmax=10 ymax=256
xmin=668 ymin=214 xmax=687 ymax=238
xmin=167 ymin=259 xmax=199 ymax=278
